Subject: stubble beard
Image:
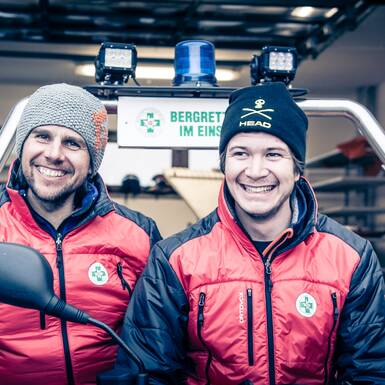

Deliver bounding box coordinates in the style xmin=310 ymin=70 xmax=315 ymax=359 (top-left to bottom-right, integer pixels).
xmin=242 ymin=189 xmax=292 ymax=222
xmin=24 ymin=171 xmax=85 ymax=209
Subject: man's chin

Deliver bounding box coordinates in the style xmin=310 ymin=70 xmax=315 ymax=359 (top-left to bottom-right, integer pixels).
xmin=248 ymin=209 xmax=276 ymax=221
xmin=242 ymin=203 xmax=282 ymax=221
xmin=30 ymin=188 xmax=74 ymax=205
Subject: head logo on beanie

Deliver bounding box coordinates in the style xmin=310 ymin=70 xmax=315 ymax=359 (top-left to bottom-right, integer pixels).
xmin=240 ymin=98 xmax=274 ymax=127
xmin=219 ymin=82 xmax=308 ymax=162
xmin=16 ymin=83 xmax=108 ymax=176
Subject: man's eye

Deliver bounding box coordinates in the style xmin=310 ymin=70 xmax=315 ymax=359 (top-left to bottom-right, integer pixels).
xmin=266 ymin=152 xmax=282 ymax=158
xmin=232 ymin=151 xmax=248 ymax=157
xmin=65 ymin=140 xmax=81 ymax=150
xmin=35 ymin=134 xmax=49 ymax=142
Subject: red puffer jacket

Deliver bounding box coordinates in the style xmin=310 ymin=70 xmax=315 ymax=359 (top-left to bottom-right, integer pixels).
xmin=0 ymin=160 xmax=161 ymax=385
xmin=108 ymin=178 xmax=385 ymax=385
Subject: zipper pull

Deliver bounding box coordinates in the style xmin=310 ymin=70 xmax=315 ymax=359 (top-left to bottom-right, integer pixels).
xmin=265 ymin=258 xmax=272 ymax=275
xmin=56 ymin=233 xmax=62 ymax=268
xmin=116 ymin=263 xmax=132 ymax=294
xmin=56 ymin=233 xmax=62 ymax=251
xmin=331 ymin=292 xmax=339 ymax=320
xmin=198 ymin=293 xmax=206 ymax=325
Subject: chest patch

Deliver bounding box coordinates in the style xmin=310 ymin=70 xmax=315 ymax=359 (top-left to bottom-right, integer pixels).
xmin=88 ymin=262 xmax=109 ymax=285
xmin=296 ymin=292 xmax=317 ymax=318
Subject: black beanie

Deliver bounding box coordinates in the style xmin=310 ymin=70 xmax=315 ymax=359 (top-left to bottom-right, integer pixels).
xmin=219 ymin=82 xmax=308 ymax=162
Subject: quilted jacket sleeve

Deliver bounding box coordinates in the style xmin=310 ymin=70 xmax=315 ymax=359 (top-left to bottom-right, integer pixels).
xmin=98 ymin=243 xmax=190 ymax=385
xmin=148 ymin=219 xmax=162 ymax=248
xmin=335 ymin=241 xmax=385 ymax=384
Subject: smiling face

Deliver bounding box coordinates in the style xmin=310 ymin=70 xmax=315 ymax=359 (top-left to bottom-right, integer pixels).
xmin=225 ymin=132 xmax=299 ymax=224
xmin=21 ymin=125 xmax=91 ymax=207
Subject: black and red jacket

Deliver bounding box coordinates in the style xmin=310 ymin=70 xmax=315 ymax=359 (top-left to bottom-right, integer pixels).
xmin=110 ymin=177 xmax=385 ymax=385
xmin=0 ymin=160 xmax=161 ymax=385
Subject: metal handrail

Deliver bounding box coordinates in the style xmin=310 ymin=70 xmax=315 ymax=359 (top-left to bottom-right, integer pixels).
xmin=298 ymin=99 xmax=385 ymax=166
xmin=1 ymin=97 xmax=384 ymax=173
xmin=0 ymin=97 xmax=28 ymax=173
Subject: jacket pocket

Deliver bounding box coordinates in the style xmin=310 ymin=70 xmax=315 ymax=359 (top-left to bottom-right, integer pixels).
xmin=197 ymin=292 xmax=213 ymax=385
xmin=116 ymin=262 xmax=132 ymax=295
xmin=324 ymin=292 xmax=339 ymax=385
xmin=247 ymin=288 xmax=254 ymax=366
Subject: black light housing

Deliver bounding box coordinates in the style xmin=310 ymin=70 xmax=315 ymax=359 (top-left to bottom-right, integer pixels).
xmin=95 ymin=42 xmax=138 ymax=85
xmin=250 ymin=46 xmax=298 ymax=85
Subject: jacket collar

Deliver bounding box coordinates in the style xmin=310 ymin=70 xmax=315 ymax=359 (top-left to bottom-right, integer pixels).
xmin=6 ymin=159 xmax=114 ymax=235
xmin=217 ymin=176 xmax=318 ymax=258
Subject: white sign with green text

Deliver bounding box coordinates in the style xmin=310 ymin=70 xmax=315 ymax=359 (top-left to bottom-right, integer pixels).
xmin=117 ymin=97 xmax=228 ymax=148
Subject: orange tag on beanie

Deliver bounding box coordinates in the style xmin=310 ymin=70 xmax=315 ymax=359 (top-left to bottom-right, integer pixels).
xmin=93 ymin=108 xmax=108 ymax=150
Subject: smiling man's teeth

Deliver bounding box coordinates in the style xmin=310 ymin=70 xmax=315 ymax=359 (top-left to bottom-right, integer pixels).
xmin=243 ymin=185 xmax=274 ymax=193
xmin=37 ymin=166 xmax=65 ymax=177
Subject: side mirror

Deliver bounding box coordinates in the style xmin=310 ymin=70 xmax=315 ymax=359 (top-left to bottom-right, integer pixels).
xmin=0 ymin=242 xmax=87 ymax=323
xmin=0 ymin=242 xmax=55 ymax=310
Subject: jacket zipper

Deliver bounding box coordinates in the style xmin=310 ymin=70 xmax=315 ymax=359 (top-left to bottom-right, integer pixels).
xmin=56 ymin=233 xmax=75 ymax=385
xmin=116 ymin=262 xmax=132 ymax=295
xmin=261 ymin=231 xmax=292 ymax=385
xmin=197 ymin=292 xmax=212 ymax=385
xmin=264 ymin=261 xmax=275 ymax=385
xmin=324 ymin=292 xmax=339 ymax=385
xmin=247 ymin=288 xmax=254 ymax=365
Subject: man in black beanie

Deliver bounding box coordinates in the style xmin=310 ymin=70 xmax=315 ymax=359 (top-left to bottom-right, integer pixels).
xmin=102 ymin=82 xmax=385 ymax=385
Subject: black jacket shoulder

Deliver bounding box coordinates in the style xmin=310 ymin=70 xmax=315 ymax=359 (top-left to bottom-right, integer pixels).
xmin=0 ymin=183 xmax=9 ymax=208
xmin=113 ymin=202 xmax=162 ymax=247
xmin=316 ymin=212 xmax=369 ymax=257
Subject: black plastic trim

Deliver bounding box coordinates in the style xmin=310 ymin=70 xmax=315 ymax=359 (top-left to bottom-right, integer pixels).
xmin=247 ymin=288 xmax=254 ymax=366
xmin=197 ymin=292 xmax=212 ymax=385
xmin=117 ymin=262 xmax=132 ymax=295
xmin=56 ymin=233 xmax=75 ymax=385
xmin=324 ymin=292 xmax=339 ymax=385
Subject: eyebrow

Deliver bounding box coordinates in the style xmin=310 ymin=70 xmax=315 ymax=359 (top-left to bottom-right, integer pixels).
xmin=228 ymin=145 xmax=288 ymax=152
xmin=228 ymin=145 xmax=248 ymax=151
xmin=32 ymin=129 xmax=86 ymax=145
xmin=265 ymin=146 xmax=289 ymax=152
xmin=32 ymin=128 xmax=49 ymax=135
xmin=62 ymin=135 xmax=86 ymax=144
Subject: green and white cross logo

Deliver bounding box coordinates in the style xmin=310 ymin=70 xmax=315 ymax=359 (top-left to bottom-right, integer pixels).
xmin=88 ymin=262 xmax=109 ymax=286
xmin=137 ymin=109 xmax=163 ymax=137
xmin=296 ymin=292 xmax=317 ymax=318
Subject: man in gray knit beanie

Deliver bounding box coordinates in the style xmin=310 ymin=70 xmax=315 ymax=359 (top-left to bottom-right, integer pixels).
xmin=0 ymin=83 xmax=161 ymax=385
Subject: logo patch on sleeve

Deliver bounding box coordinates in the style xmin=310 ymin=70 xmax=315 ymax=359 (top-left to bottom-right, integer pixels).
xmin=88 ymin=262 xmax=109 ymax=285
xmin=296 ymin=292 xmax=317 ymax=318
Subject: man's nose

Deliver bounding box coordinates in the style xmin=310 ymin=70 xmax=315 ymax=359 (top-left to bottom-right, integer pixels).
xmin=43 ymin=140 xmax=65 ymax=161
xmin=244 ymin=157 xmax=269 ymax=179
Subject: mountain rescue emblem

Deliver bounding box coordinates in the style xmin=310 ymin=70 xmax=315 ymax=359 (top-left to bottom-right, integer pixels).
xmin=88 ymin=262 xmax=109 ymax=286
xmin=296 ymin=292 xmax=317 ymax=318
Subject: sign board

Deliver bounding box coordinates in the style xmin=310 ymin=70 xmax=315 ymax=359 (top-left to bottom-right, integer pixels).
xmin=117 ymin=97 xmax=228 ymax=148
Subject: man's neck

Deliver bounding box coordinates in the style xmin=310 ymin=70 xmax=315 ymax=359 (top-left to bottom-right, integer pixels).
xmin=235 ymin=201 xmax=292 ymax=241
xmin=27 ymin=190 xmax=76 ymax=230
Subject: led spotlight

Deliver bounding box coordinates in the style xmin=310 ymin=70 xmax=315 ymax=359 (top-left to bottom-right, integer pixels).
xmin=173 ymin=40 xmax=217 ymax=87
xmin=95 ymin=42 xmax=138 ymax=85
xmin=250 ymin=46 xmax=297 ymax=85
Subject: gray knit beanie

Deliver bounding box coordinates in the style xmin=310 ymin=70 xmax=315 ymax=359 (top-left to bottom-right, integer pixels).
xmin=16 ymin=83 xmax=108 ymax=176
